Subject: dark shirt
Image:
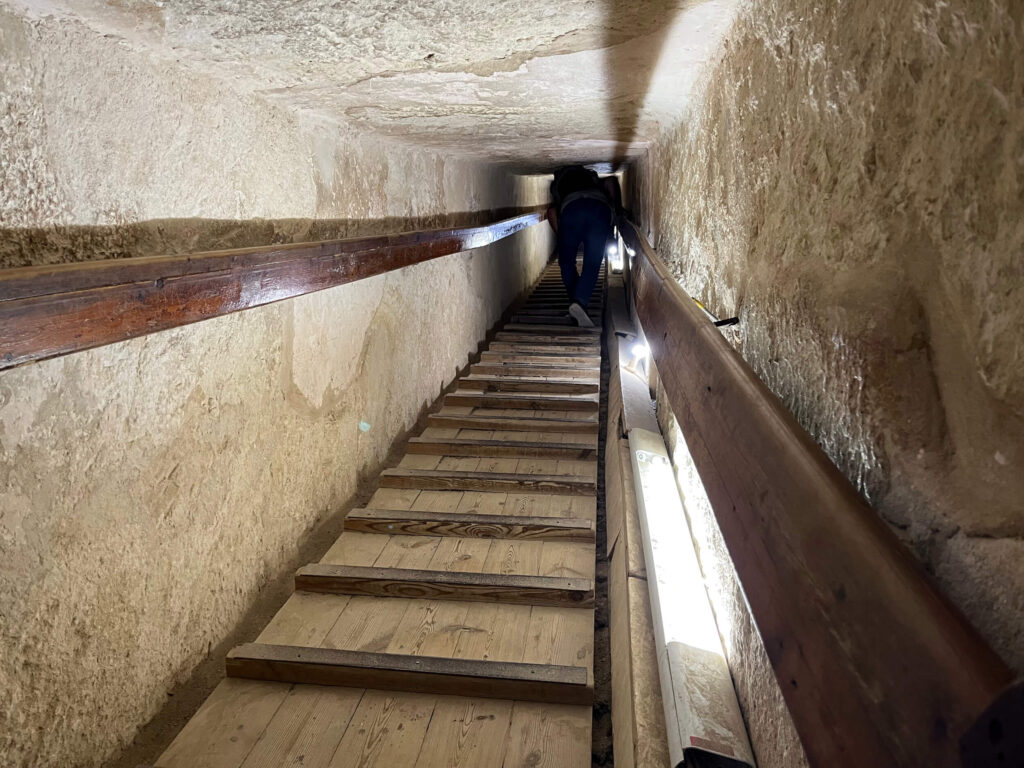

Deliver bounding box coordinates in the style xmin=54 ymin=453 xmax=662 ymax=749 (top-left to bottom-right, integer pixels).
xmin=550 ymin=166 xmax=606 ymax=211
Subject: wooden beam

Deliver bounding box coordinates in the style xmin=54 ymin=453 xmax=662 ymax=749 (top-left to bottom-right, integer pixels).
xmin=458 ymin=376 xmax=599 ymax=395
xmin=479 ymin=353 xmax=601 ymax=366
xmin=295 ymin=563 xmax=594 ymax=607
xmin=510 ymin=316 xmax=579 ymax=326
xmin=407 ymin=436 xmax=598 ymax=459
xmin=469 ymin=363 xmax=599 ymax=378
xmin=226 ymin=643 xmax=593 ymax=705
xmin=0 ymin=209 xmax=543 ymax=370
xmin=427 ymin=414 xmax=598 ymax=434
xmin=487 ymin=342 xmax=601 ymax=355
xmin=494 ymin=333 xmax=603 ymax=346
xmin=502 ymin=324 xmax=601 ymax=335
xmin=379 ymin=468 xmax=596 ymax=496
xmin=621 ymin=220 xmax=1018 ymax=768
xmin=343 ymin=507 xmax=596 ymax=541
xmin=444 ymin=391 xmax=599 ymax=412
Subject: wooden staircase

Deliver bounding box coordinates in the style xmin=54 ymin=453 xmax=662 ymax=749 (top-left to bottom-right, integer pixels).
xmin=155 ymin=261 xmax=605 ymax=768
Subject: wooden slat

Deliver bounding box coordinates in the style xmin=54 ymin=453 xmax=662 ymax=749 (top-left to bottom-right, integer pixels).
xmin=408 ymin=436 xmax=598 ymax=459
xmin=469 ymin=363 xmax=599 ymax=378
xmin=427 ymin=414 xmax=598 ymax=433
xmin=487 ymin=342 xmax=601 ymax=355
xmin=494 ymin=333 xmax=603 ymax=346
xmin=445 ymin=391 xmax=599 ymax=412
xmin=501 ymin=324 xmax=601 ymax=335
xmin=622 ymin=219 xmax=1018 ymax=768
xmin=0 ymin=209 xmax=543 ymax=370
xmin=343 ymin=508 xmax=596 ymax=541
xmin=379 ymin=468 xmax=596 ymax=496
xmin=295 ymin=563 xmax=594 ymax=607
xmin=510 ymin=316 xmax=580 ymax=326
xmin=479 ymin=352 xmax=600 ymax=365
xmin=225 ymin=643 xmax=593 ymax=705
xmin=458 ymin=376 xmax=599 ymax=395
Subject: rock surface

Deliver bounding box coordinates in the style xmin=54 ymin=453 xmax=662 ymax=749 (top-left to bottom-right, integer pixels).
xmin=3 ymin=0 xmax=736 ymax=168
xmin=0 ymin=8 xmax=550 ymax=767
xmin=633 ymin=0 xmax=1023 ymax=763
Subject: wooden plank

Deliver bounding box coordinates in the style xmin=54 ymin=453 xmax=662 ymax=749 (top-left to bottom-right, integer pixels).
xmin=225 ymin=644 xmax=594 ymax=705
xmin=328 ymin=691 xmax=436 ymax=767
xmin=295 ymin=563 xmax=594 ymax=607
xmin=469 ymin=364 xmax=599 ymax=378
xmin=157 ymin=680 xmax=292 ymax=768
xmin=379 ymin=468 xmax=596 ymax=496
xmin=487 ymin=342 xmax=601 ymax=355
xmin=494 ymin=333 xmax=602 ymax=345
xmin=510 ymin=315 xmax=580 ymax=326
xmin=479 ymin=352 xmax=600 ymax=366
xmin=409 ymin=436 xmax=597 ymax=459
xmin=445 ymin=391 xmax=598 ymax=412
xmin=0 ymin=210 xmax=544 ymax=371
xmin=427 ymin=414 xmax=597 ymax=434
xmin=457 ymin=376 xmax=599 ymax=395
xmin=501 ymin=324 xmax=601 ymax=335
xmin=502 ymin=702 xmax=592 ymax=768
xmin=343 ymin=508 xmax=596 ymax=541
xmin=413 ymin=698 xmax=513 ymax=768
xmin=238 ymin=685 xmax=364 ymax=768
xmin=622 ymin=220 xmax=1016 ymax=767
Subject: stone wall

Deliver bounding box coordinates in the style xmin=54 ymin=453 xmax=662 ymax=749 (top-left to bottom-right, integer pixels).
xmin=630 ymin=0 xmax=1023 ymax=764
xmin=0 ymin=8 xmax=550 ymax=767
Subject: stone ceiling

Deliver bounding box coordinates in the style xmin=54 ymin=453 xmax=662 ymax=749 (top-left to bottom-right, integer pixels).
xmin=15 ymin=0 xmax=736 ymax=171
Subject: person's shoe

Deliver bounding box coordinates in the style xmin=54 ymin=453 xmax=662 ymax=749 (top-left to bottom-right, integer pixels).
xmin=569 ymin=302 xmax=595 ymax=328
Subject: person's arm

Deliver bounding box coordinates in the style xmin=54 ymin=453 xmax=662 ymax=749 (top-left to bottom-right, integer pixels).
xmin=602 ymin=176 xmax=623 ymax=214
xmin=545 ymin=204 xmax=559 ymax=233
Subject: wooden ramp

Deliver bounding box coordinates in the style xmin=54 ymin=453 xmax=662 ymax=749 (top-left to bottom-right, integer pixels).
xmin=155 ymin=262 xmax=605 ymax=768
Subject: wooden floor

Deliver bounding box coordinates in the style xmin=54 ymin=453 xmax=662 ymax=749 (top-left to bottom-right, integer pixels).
xmin=155 ymin=262 xmax=605 ymax=768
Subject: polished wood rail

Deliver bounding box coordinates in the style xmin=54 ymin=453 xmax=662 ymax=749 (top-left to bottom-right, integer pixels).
xmin=620 ymin=221 xmax=1020 ymax=768
xmin=0 ymin=208 xmax=544 ymax=370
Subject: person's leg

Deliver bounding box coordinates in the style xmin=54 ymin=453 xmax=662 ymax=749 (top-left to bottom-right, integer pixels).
xmin=571 ymin=201 xmax=613 ymax=307
xmin=556 ymin=205 xmax=585 ymax=299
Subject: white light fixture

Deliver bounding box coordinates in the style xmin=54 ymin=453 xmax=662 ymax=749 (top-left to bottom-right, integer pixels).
xmin=607 ymin=240 xmax=624 ymax=273
xmin=624 ymin=340 xmax=650 ymax=380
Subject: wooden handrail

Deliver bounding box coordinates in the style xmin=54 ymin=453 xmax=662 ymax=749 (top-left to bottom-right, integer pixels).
xmin=0 ymin=209 xmax=545 ymax=370
xmin=620 ymin=220 xmax=1020 ymax=768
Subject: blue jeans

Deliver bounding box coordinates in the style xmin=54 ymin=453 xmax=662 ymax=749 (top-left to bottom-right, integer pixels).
xmin=557 ymin=198 xmax=612 ymax=307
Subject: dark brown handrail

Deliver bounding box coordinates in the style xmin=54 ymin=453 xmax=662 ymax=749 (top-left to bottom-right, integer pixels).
xmin=620 ymin=220 xmax=1020 ymax=768
xmin=0 ymin=209 xmax=544 ymax=370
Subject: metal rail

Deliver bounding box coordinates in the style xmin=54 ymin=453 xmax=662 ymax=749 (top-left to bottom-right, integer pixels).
xmin=0 ymin=208 xmax=545 ymax=370
xmin=620 ymin=220 xmax=1020 ymax=768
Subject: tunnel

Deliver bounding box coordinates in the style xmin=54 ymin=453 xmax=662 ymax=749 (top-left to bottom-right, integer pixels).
xmin=1 ymin=1 xmax=1022 ymax=767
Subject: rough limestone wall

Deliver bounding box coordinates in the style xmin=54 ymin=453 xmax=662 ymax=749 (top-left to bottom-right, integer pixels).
xmin=631 ymin=0 xmax=1024 ymax=764
xmin=0 ymin=8 xmax=551 ymax=768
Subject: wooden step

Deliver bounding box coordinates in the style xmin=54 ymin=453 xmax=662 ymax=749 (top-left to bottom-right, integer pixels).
xmin=480 ymin=352 xmax=600 ymax=366
xmin=295 ymin=564 xmax=594 ymax=607
xmin=343 ymin=507 xmax=596 ymax=541
xmin=518 ymin=306 xmax=601 ymax=316
xmin=379 ymin=468 xmax=596 ymax=496
xmin=502 ymin=324 xmax=601 ymax=335
xmin=408 ymin=436 xmax=598 ymax=459
xmin=459 ymin=375 xmax=599 ymax=395
xmin=427 ymin=413 xmax=598 ymax=433
xmin=469 ymin=363 xmax=599 ymax=378
xmin=494 ymin=333 xmax=602 ymax=346
xmin=226 ymin=643 xmax=593 ymax=705
xmin=445 ymin=391 xmax=599 ymax=412
xmin=511 ymin=316 xmax=590 ymax=326
xmin=487 ymin=342 xmax=601 ymax=355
